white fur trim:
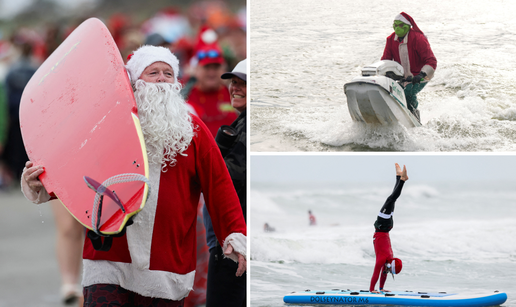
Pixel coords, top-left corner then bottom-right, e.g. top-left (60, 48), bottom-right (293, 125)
top-left (82, 260), bottom-right (195, 300)
top-left (126, 45), bottom-right (180, 84)
top-left (395, 14), bottom-right (411, 26)
top-left (398, 32), bottom-right (411, 79)
top-left (125, 162), bottom-right (161, 269)
top-left (421, 64), bottom-right (435, 80)
top-left (187, 104), bottom-right (198, 116)
top-left (391, 260), bottom-right (397, 274)
top-left (222, 232), bottom-right (247, 263)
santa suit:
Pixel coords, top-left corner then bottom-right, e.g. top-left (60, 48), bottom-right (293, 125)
top-left (81, 115), bottom-right (246, 301)
top-left (381, 30), bottom-right (437, 80)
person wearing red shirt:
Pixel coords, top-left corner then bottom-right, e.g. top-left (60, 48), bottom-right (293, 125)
top-left (186, 46), bottom-right (237, 137)
top-left (381, 12), bottom-right (437, 122)
top-left (369, 163), bottom-right (407, 293)
top-left (308, 210), bottom-right (316, 226)
top-left (21, 45), bottom-right (246, 306)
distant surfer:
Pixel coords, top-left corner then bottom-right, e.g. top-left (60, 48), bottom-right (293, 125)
top-left (381, 12), bottom-right (437, 122)
top-left (308, 210), bottom-right (316, 226)
top-left (370, 163), bottom-right (407, 293)
top-left (264, 223), bottom-right (275, 232)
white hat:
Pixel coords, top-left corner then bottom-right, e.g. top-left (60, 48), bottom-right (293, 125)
top-left (394, 13), bottom-right (412, 26)
top-left (125, 45), bottom-right (180, 84)
top-left (221, 59), bottom-right (246, 81)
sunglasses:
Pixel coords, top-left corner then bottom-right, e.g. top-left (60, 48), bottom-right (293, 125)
top-left (197, 49), bottom-right (221, 60)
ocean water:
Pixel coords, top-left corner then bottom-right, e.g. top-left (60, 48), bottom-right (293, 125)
top-left (250, 181), bottom-right (516, 306)
top-left (250, 0), bottom-right (516, 151)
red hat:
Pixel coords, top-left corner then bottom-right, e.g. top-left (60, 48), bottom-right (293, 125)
top-left (395, 12), bottom-right (423, 35)
top-left (194, 25), bottom-right (224, 66)
top-left (390, 258), bottom-right (403, 274)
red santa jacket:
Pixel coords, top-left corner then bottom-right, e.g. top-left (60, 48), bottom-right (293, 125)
top-left (82, 115), bottom-right (246, 300)
top-left (381, 30), bottom-right (437, 79)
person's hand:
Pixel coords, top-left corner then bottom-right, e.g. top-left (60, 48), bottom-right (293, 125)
top-left (224, 243), bottom-right (246, 277)
top-left (22, 161), bottom-right (45, 193)
top-left (395, 163), bottom-right (408, 181)
top-left (412, 71), bottom-right (427, 84)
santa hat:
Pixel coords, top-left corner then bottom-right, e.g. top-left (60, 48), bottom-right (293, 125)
top-left (390, 258), bottom-right (403, 274)
top-left (125, 45), bottom-right (180, 84)
top-left (395, 12), bottom-right (423, 35)
top-left (194, 25), bottom-right (224, 66)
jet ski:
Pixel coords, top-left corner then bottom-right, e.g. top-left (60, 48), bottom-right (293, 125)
top-left (344, 60), bottom-right (422, 128)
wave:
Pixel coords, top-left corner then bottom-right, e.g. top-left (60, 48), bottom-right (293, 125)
top-left (251, 220), bottom-right (516, 265)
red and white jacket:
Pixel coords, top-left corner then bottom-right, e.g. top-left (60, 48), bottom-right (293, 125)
top-left (23, 115), bottom-right (246, 300)
top-left (381, 30), bottom-right (437, 80)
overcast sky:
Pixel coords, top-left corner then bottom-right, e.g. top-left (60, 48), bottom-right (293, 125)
top-left (0, 0), bottom-right (98, 19)
top-left (251, 154), bottom-right (516, 183)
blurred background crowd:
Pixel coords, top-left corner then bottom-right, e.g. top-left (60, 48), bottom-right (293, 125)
top-left (0, 0), bottom-right (246, 306)
top-left (0, 0), bottom-right (246, 189)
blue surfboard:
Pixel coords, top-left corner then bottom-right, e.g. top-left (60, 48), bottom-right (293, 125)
top-left (284, 289), bottom-right (507, 306)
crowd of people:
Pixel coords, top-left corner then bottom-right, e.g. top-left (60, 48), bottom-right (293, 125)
top-left (2, 2), bottom-right (246, 306)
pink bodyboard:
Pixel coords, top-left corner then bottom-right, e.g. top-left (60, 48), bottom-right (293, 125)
top-left (20, 18), bottom-right (149, 235)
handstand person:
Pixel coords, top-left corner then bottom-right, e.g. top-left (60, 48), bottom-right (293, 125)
top-left (370, 163), bottom-right (408, 294)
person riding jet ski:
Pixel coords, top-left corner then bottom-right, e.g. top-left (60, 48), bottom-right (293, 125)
top-left (381, 12), bottom-right (437, 122)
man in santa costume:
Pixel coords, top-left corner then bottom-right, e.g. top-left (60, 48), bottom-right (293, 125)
top-left (21, 45), bottom-right (246, 306)
top-left (381, 12), bottom-right (437, 122)
top-left (370, 163), bottom-right (407, 293)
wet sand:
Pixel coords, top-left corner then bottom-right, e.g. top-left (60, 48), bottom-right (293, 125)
top-left (0, 189), bottom-right (67, 306)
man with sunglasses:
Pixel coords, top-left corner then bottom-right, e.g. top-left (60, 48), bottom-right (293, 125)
top-left (381, 12), bottom-right (437, 122)
top-left (186, 46), bottom-right (237, 137)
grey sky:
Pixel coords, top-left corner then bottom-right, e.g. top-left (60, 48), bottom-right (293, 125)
top-left (0, 0), bottom-right (97, 19)
top-left (251, 154), bottom-right (516, 183)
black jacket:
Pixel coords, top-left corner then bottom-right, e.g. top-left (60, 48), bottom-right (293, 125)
top-left (222, 109), bottom-right (246, 221)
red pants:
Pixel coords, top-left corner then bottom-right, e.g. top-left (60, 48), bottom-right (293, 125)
top-left (83, 284), bottom-right (184, 307)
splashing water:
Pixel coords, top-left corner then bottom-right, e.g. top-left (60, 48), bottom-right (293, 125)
top-left (251, 0), bottom-right (516, 152)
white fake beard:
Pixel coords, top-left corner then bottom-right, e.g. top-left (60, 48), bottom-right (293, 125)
top-left (134, 80), bottom-right (194, 169)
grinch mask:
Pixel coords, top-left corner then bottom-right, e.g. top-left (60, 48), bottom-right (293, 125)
top-left (393, 20), bottom-right (410, 38)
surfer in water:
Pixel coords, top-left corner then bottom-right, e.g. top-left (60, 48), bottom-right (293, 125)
top-left (308, 210), bottom-right (316, 225)
top-left (370, 163), bottom-right (407, 294)
top-left (381, 12), bottom-right (437, 122)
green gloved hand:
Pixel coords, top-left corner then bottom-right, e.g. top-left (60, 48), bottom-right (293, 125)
top-left (412, 71), bottom-right (427, 84)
